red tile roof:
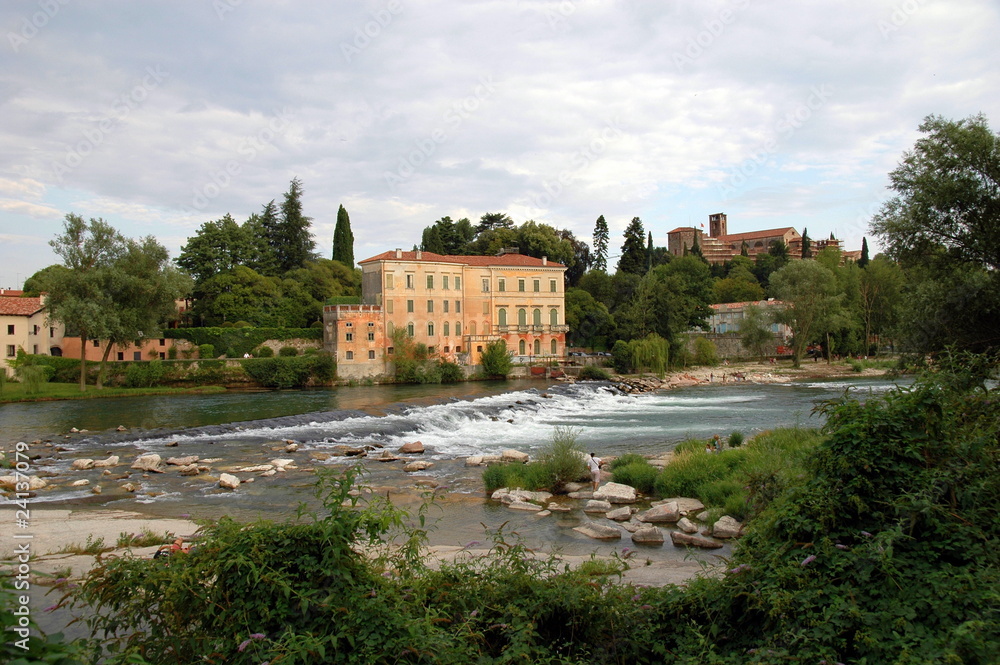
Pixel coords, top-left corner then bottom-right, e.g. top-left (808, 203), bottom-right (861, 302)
top-left (360, 251), bottom-right (565, 268)
top-left (0, 295), bottom-right (44, 317)
top-left (717, 227), bottom-right (798, 242)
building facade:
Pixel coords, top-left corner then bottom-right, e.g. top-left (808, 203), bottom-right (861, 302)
top-left (667, 213), bottom-right (842, 264)
top-left (0, 291), bottom-right (64, 376)
top-left (324, 250), bottom-right (568, 378)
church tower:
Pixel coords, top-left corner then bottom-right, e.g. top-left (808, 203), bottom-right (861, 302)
top-left (708, 212), bottom-right (727, 238)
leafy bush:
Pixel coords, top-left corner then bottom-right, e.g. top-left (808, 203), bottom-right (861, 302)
top-left (167, 327), bottom-right (321, 359)
top-left (198, 343), bottom-right (215, 359)
top-left (610, 453), bottom-right (647, 469)
top-left (241, 355), bottom-right (336, 388)
top-left (578, 365), bottom-right (611, 380)
top-left (539, 426), bottom-right (587, 490)
top-left (15, 363), bottom-right (50, 394)
top-left (672, 438), bottom-right (707, 455)
top-left (439, 360), bottom-right (464, 383)
top-left (611, 461), bottom-right (658, 494)
top-left (2, 574), bottom-right (89, 662)
top-left (254, 345), bottom-right (274, 358)
top-left (727, 430), bottom-right (745, 447)
top-left (693, 336), bottom-right (719, 366)
top-left (123, 359), bottom-right (167, 388)
top-left (278, 346), bottom-right (298, 357)
top-left (479, 338), bottom-right (512, 378)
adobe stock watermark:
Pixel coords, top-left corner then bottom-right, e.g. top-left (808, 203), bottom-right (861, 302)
top-left (51, 66), bottom-right (169, 183)
top-left (383, 76), bottom-right (496, 191)
top-left (213, 0), bottom-right (244, 21)
top-left (7, 0), bottom-right (70, 53)
top-left (672, 0), bottom-right (752, 72)
top-left (717, 84), bottom-right (833, 201)
top-left (185, 106), bottom-right (295, 213)
top-left (878, 0), bottom-right (927, 39)
top-left (525, 117), bottom-right (624, 211)
top-left (341, 0), bottom-right (403, 63)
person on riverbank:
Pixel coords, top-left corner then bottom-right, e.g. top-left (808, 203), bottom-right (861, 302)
top-left (587, 453), bottom-right (602, 491)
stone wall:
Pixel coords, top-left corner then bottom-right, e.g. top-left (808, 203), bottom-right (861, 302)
top-left (687, 332), bottom-right (786, 360)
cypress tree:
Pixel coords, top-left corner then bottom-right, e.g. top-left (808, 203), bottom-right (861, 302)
top-left (592, 215), bottom-right (609, 272)
top-left (618, 217), bottom-right (646, 275)
top-left (801, 227), bottom-right (811, 259)
top-left (332, 204), bottom-right (355, 267)
top-left (859, 237), bottom-right (870, 268)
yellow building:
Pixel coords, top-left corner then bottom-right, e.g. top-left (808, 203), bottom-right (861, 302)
top-left (0, 290), bottom-right (65, 376)
top-left (325, 250), bottom-right (568, 378)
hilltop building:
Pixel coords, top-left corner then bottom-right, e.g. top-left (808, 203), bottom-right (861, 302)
top-left (667, 213), bottom-right (842, 264)
top-left (324, 250), bottom-right (568, 379)
top-left (0, 290), bottom-right (64, 376)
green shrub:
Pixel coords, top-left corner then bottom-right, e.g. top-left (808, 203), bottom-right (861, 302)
top-left (278, 346), bottom-right (298, 357)
top-left (241, 355), bottom-right (335, 388)
top-left (693, 337), bottom-right (719, 366)
top-left (167, 327), bottom-right (321, 359)
top-left (254, 345), bottom-right (274, 358)
top-left (0, 370), bottom-right (5, 394)
top-left (610, 453), bottom-right (647, 469)
top-left (727, 431), bottom-right (745, 447)
top-left (539, 426), bottom-right (587, 490)
top-left (124, 360), bottom-right (167, 388)
top-left (579, 365), bottom-right (611, 380)
top-left (198, 343), bottom-right (215, 359)
top-left (16, 364), bottom-right (50, 394)
top-left (672, 438), bottom-right (707, 455)
top-left (611, 461), bottom-right (658, 494)
top-left (439, 360), bottom-right (464, 383)
top-left (479, 339), bottom-right (512, 378)
top-left (482, 464), bottom-right (509, 493)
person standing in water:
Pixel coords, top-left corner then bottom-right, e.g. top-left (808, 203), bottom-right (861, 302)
top-left (587, 452), bottom-right (602, 491)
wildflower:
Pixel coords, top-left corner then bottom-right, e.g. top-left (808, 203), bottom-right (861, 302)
top-left (800, 555), bottom-right (816, 567)
top-left (860, 531), bottom-right (872, 537)
top-left (43, 604), bottom-right (58, 612)
top-left (632, 593), bottom-right (642, 601)
top-left (835, 544), bottom-right (848, 550)
top-left (470, 609), bottom-right (478, 618)
top-left (238, 640), bottom-right (251, 653)
top-left (640, 604), bottom-right (653, 610)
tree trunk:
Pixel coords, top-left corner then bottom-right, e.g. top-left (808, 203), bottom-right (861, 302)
top-left (78, 332), bottom-right (88, 392)
top-left (826, 332), bottom-right (832, 364)
top-left (96, 342), bottom-right (115, 389)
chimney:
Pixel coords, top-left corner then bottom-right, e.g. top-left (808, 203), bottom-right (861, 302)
top-left (395, 248), bottom-right (402, 259)
top-left (415, 249), bottom-right (422, 260)
top-left (542, 256), bottom-right (547, 266)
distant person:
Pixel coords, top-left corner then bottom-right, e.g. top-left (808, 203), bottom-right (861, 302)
top-left (705, 443), bottom-right (713, 454)
top-left (713, 434), bottom-right (722, 453)
top-left (587, 453), bottom-right (602, 491)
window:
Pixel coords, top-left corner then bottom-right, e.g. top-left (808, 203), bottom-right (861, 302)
top-left (32, 325), bottom-right (39, 335)
top-left (550, 279), bottom-right (557, 293)
top-left (368, 322), bottom-right (374, 327)
top-left (159, 352), bottom-right (165, 360)
top-left (50, 327), bottom-right (55, 338)
top-left (443, 322), bottom-right (450, 337)
top-left (455, 277), bottom-right (461, 290)
top-left (477, 345), bottom-right (483, 352)
top-left (387, 300), bottom-right (394, 313)
top-left (159, 338), bottom-right (165, 346)
top-left (498, 308), bottom-right (507, 326)
top-left (533, 279), bottom-right (540, 292)
top-left (346, 322), bottom-right (353, 327)
top-left (482, 302), bottom-right (489, 314)
top-left (519, 339), bottom-right (526, 355)
top-left (470, 321), bottom-right (477, 335)
top-left (551, 339), bottom-right (557, 354)
top-left (518, 279), bottom-right (525, 292)
top-left (482, 278), bottom-right (489, 292)
top-left (368, 350), bottom-right (376, 359)
top-left (6, 345), bottom-right (15, 357)
top-left (346, 351), bottom-right (354, 360)
top-left (345, 333), bottom-right (354, 341)
top-left (456, 345), bottom-right (462, 352)
top-left (427, 274), bottom-right (434, 289)
top-left (93, 340), bottom-right (100, 347)
top-left (455, 300), bottom-right (461, 313)
top-left (498, 278), bottom-right (505, 292)
top-left (443, 300), bottom-right (449, 313)
top-left (533, 309), bottom-right (542, 326)
top-left (6, 325), bottom-right (13, 335)
top-left (518, 308), bottom-right (527, 326)
top-left (387, 346), bottom-right (394, 355)
top-left (534, 339), bottom-right (541, 355)
top-left (456, 322), bottom-right (462, 336)
top-left (407, 323), bottom-right (415, 337)
top-left (406, 273), bottom-right (414, 288)
top-left (427, 322), bottom-right (435, 336)
top-left (444, 346), bottom-right (450, 353)
top-left (387, 321), bottom-right (395, 335)
top-left (407, 300), bottom-right (414, 313)
top-left (386, 273), bottom-right (394, 289)
top-left (427, 300), bottom-right (434, 313)
top-left (117, 352), bottom-right (124, 361)
top-left (367, 332), bottom-right (375, 341)
top-left (133, 351), bottom-right (141, 361)
top-left (443, 275), bottom-right (450, 290)
top-left (550, 308), bottom-right (559, 326)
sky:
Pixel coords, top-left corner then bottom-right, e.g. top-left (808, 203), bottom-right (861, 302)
top-left (1, 0), bottom-right (998, 288)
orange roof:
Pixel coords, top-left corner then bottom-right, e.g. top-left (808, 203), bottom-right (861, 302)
top-left (0, 295), bottom-right (44, 317)
top-left (360, 251), bottom-right (565, 268)
top-left (668, 226), bottom-right (698, 234)
top-left (718, 227), bottom-right (798, 242)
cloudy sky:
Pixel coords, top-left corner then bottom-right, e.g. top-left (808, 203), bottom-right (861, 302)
top-left (1, 0), bottom-right (998, 286)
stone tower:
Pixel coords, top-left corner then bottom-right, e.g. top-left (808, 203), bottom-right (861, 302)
top-left (709, 213), bottom-right (727, 238)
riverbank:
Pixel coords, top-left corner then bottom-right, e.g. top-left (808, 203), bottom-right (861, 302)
top-left (0, 383), bottom-right (227, 404)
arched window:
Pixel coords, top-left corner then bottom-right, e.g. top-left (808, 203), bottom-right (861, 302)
top-left (470, 321), bottom-right (477, 336)
top-left (387, 321), bottom-right (395, 335)
top-left (455, 321), bottom-right (462, 336)
top-left (519, 339), bottom-right (526, 355)
top-left (533, 339), bottom-right (540, 355)
top-left (551, 339), bottom-right (557, 355)
top-left (518, 308), bottom-right (526, 326)
top-left (550, 309), bottom-right (558, 326)
top-left (532, 309), bottom-right (541, 326)
top-left (498, 308), bottom-right (507, 326)
top-left (443, 322), bottom-right (450, 337)
top-left (427, 322), bottom-right (435, 336)
top-left (407, 322), bottom-right (414, 337)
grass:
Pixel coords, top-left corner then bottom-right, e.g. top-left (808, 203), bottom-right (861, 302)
top-left (116, 529), bottom-right (175, 549)
top-left (0, 381), bottom-right (227, 404)
top-left (482, 427), bottom-right (588, 493)
top-left (54, 535), bottom-right (111, 556)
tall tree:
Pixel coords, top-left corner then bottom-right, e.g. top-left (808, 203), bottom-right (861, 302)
top-left (646, 231), bottom-right (654, 272)
top-left (477, 212), bottom-right (514, 233)
top-left (176, 214), bottom-right (249, 284)
top-left (255, 200), bottom-right (281, 276)
top-left (871, 114), bottom-right (1000, 271)
top-left (859, 237), bottom-right (871, 268)
top-left (769, 260), bottom-right (843, 367)
top-left (275, 178), bottom-right (315, 274)
top-left (592, 215), bottom-right (609, 272)
top-left (801, 228), bottom-right (811, 259)
top-left (618, 217), bottom-right (646, 275)
top-left (332, 204), bottom-right (355, 267)
top-left (739, 304), bottom-right (775, 360)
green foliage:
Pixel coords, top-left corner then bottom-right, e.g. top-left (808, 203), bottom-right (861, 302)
top-left (1, 574), bottom-right (89, 663)
top-left (673, 438), bottom-right (706, 455)
top-left (618, 216), bottom-right (647, 274)
top-left (278, 345), bottom-right (298, 357)
top-left (242, 354), bottom-right (336, 388)
top-left (610, 453), bottom-right (647, 469)
top-left (438, 360), bottom-right (464, 383)
top-left (171, 327), bottom-right (320, 360)
top-left (578, 365), bottom-right (611, 380)
top-left (727, 430), bottom-right (745, 447)
top-left (739, 303), bottom-right (775, 359)
top-left (0, 370), bottom-right (5, 394)
top-left (693, 336), bottom-right (719, 366)
top-left (253, 345), bottom-right (274, 357)
top-left (16, 363), bottom-right (50, 394)
top-left (612, 333), bottom-right (670, 376)
top-left (479, 338), bottom-right (512, 378)
top-left (540, 426), bottom-right (587, 490)
top-left (332, 203), bottom-right (355, 267)
top-left (124, 359), bottom-right (167, 388)
top-left (770, 259), bottom-right (843, 367)
top-left (116, 528), bottom-right (173, 549)
top-left (198, 343), bottom-right (215, 359)
top-left (611, 460), bottom-right (658, 494)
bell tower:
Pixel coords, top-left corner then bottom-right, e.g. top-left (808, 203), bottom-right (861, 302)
top-left (708, 213), bottom-right (727, 237)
